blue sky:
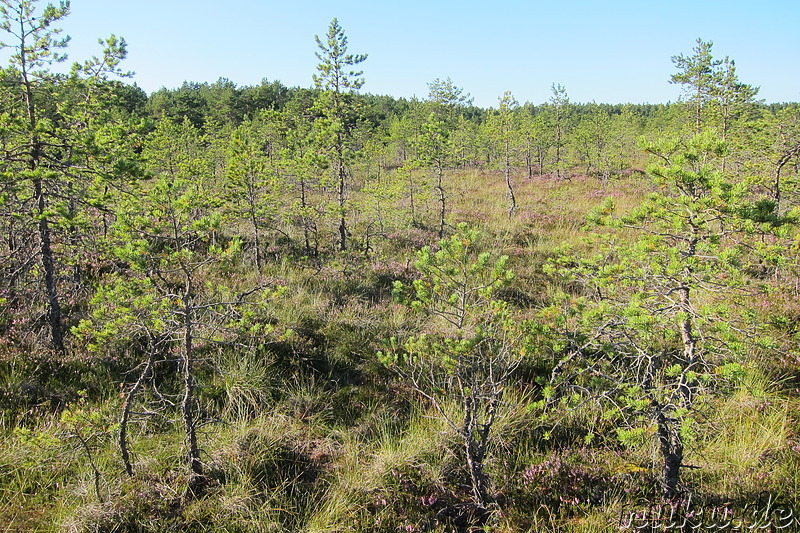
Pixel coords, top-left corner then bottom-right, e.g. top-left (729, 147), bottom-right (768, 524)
top-left (27, 0), bottom-right (800, 107)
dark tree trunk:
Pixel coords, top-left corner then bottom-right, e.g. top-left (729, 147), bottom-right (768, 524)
top-left (656, 409), bottom-right (683, 499)
top-left (35, 177), bottom-right (64, 353)
top-left (22, 43), bottom-right (64, 353)
top-left (462, 395), bottom-right (490, 510)
top-left (120, 351), bottom-right (154, 477)
top-left (337, 150), bottom-right (347, 251)
top-left (436, 162), bottom-right (446, 238)
top-left (505, 139), bottom-right (516, 216)
top-left (181, 291), bottom-right (204, 495)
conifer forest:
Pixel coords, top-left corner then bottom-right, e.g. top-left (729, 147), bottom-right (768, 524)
top-left (1, 2), bottom-right (800, 531)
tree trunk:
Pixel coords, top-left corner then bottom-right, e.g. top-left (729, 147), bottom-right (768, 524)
top-left (181, 292), bottom-right (204, 494)
top-left (656, 408), bottom-right (683, 499)
top-left (464, 436), bottom-right (490, 509)
top-left (525, 151), bottom-right (533, 179)
top-left (677, 235), bottom-right (699, 408)
top-left (337, 150), bottom-right (347, 251)
top-left (299, 176), bottom-right (313, 256)
top-left (537, 148), bottom-right (545, 177)
top-left (23, 59), bottom-right (64, 353)
top-left (677, 285), bottom-right (697, 408)
top-left (249, 206), bottom-right (263, 273)
top-left (436, 163), bottom-right (446, 238)
top-left (462, 396), bottom-right (490, 509)
top-left (407, 171), bottom-right (416, 226)
top-left (35, 177), bottom-right (64, 353)
top-left (120, 351), bottom-right (154, 477)
top-left (505, 139), bottom-right (516, 216)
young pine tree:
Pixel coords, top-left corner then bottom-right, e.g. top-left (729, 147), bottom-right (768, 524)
top-left (311, 17), bottom-right (367, 252)
top-left (382, 225), bottom-right (523, 510)
top-left (547, 132), bottom-right (769, 498)
top-left (0, 0), bottom-right (137, 352)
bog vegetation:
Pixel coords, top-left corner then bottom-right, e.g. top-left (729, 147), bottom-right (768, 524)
top-left (1, 2), bottom-right (799, 531)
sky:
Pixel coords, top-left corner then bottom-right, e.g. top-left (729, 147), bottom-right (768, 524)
top-left (11, 0), bottom-right (800, 108)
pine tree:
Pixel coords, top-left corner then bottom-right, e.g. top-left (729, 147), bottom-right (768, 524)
top-left (548, 132), bottom-right (767, 498)
top-left (548, 83), bottom-right (570, 179)
top-left (382, 225), bottom-right (522, 510)
top-left (427, 77), bottom-right (472, 126)
top-left (225, 114), bottom-right (285, 272)
top-left (416, 113), bottom-right (453, 237)
top-left (671, 39), bottom-right (721, 133)
top-left (311, 18), bottom-right (367, 251)
top-left (0, 0), bottom-right (137, 353)
top-left (485, 91), bottom-right (520, 214)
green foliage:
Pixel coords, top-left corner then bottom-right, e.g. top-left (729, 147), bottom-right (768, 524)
top-left (383, 224), bottom-right (525, 509)
top-left (427, 77), bottom-right (473, 126)
top-left (310, 18), bottom-right (368, 251)
top-left (313, 18), bottom-right (366, 93)
top-left (549, 131), bottom-right (776, 497)
top-left (2, 13), bottom-right (800, 532)
top-left (72, 274), bottom-right (171, 353)
top-left (410, 112), bottom-right (455, 237)
top-left (670, 38), bottom-right (723, 131)
top-left (224, 114), bottom-right (287, 270)
top-left (547, 83), bottom-right (571, 178)
top-left (0, 0), bottom-right (141, 352)
top-left (483, 91), bottom-right (521, 213)
top-left (670, 38), bottom-right (760, 136)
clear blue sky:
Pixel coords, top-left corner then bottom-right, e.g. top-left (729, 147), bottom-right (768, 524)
top-left (33, 0), bottom-right (800, 107)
